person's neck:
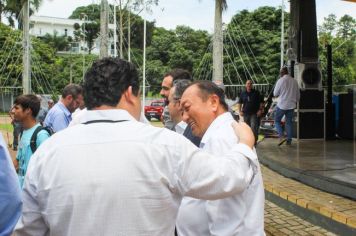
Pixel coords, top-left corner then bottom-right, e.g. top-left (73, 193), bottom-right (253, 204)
top-left (92, 105), bottom-right (116, 110)
top-left (215, 107), bottom-right (227, 119)
top-left (173, 117), bottom-right (183, 126)
top-left (22, 118), bottom-right (37, 130)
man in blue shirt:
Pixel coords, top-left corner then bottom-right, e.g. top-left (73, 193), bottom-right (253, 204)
top-left (44, 84), bottom-right (83, 132)
top-left (0, 133), bottom-right (22, 235)
top-left (11, 94), bottom-right (51, 188)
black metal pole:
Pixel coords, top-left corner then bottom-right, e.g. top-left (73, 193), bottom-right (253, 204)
top-left (326, 44), bottom-right (335, 139)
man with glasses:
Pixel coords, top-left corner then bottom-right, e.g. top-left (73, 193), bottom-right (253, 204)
top-left (44, 84), bottom-right (83, 132)
top-left (160, 69), bottom-right (192, 130)
top-left (168, 79), bottom-right (201, 147)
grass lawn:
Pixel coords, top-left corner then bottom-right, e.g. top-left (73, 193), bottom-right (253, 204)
top-left (0, 123), bottom-right (13, 132)
top-left (150, 120), bottom-right (164, 128)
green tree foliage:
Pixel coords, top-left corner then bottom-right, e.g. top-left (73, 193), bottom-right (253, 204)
top-left (319, 14), bottom-right (356, 87)
top-left (4, 0), bottom-right (42, 28)
top-left (70, 4), bottom-right (155, 50)
top-left (145, 25), bottom-right (210, 93)
top-left (0, 23), bottom-right (57, 95)
top-left (40, 31), bottom-right (71, 52)
top-left (224, 7), bottom-right (287, 86)
top-left (1, 4), bottom-right (355, 97)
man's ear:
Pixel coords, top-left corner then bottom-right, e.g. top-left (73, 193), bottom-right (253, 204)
top-left (66, 94), bottom-right (73, 102)
top-left (24, 108), bottom-right (32, 116)
top-left (123, 86), bottom-right (134, 104)
top-left (209, 94), bottom-right (219, 112)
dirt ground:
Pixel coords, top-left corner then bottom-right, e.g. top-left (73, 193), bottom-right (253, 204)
top-left (1, 115), bottom-right (17, 161)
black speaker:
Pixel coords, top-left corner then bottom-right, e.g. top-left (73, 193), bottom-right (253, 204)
top-left (298, 112), bottom-right (324, 139)
top-left (337, 93), bottom-right (353, 139)
top-left (299, 90), bottom-right (324, 109)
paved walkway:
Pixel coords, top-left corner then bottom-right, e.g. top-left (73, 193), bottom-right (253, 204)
top-left (262, 164), bottom-right (356, 223)
top-left (264, 200), bottom-right (336, 236)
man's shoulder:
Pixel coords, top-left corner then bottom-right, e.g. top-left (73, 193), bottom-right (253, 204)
top-left (203, 115), bottom-right (236, 145)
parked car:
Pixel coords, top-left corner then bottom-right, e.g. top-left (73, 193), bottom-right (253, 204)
top-left (144, 99), bottom-right (165, 121)
top-left (259, 102), bottom-right (285, 137)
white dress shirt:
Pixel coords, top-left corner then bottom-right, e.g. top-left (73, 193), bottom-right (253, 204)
top-left (15, 109), bottom-right (258, 236)
top-left (177, 112), bottom-right (265, 236)
top-left (68, 108), bottom-right (87, 127)
top-left (273, 74), bottom-right (300, 110)
top-left (175, 121), bottom-right (188, 135)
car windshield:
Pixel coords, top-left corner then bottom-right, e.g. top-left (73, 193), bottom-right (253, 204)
top-left (151, 102), bottom-right (164, 107)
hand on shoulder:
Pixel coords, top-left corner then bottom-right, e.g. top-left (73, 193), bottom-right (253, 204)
top-left (231, 121), bottom-right (255, 148)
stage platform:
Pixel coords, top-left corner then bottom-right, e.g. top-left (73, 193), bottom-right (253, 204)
top-left (257, 138), bottom-right (356, 200)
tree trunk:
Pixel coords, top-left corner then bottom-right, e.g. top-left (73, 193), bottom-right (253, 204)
top-left (213, 0), bottom-right (223, 83)
top-left (22, 0), bottom-right (31, 94)
top-left (100, 0), bottom-right (109, 58)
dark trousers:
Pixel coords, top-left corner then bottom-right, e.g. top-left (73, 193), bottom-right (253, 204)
top-left (243, 113), bottom-right (259, 143)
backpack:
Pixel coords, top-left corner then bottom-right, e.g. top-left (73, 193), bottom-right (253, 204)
top-left (20, 126), bottom-right (53, 153)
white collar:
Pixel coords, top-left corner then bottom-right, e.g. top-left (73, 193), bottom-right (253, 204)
top-left (81, 109), bottom-right (137, 124)
top-left (175, 121), bottom-right (188, 134)
top-left (200, 112), bottom-right (234, 146)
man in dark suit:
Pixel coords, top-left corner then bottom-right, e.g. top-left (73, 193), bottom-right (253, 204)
top-left (167, 79), bottom-right (201, 147)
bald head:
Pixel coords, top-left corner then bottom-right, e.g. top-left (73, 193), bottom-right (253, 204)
top-left (280, 67), bottom-right (289, 77)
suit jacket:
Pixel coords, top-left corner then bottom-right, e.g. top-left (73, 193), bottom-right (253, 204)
top-left (183, 125), bottom-right (201, 147)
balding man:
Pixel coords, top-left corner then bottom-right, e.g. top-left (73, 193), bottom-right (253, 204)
top-left (177, 81), bottom-right (265, 236)
top-left (237, 80), bottom-right (264, 143)
top-left (273, 67), bottom-right (300, 145)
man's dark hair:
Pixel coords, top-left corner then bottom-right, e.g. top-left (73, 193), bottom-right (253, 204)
top-left (14, 94), bottom-right (40, 118)
top-left (62, 84), bottom-right (83, 99)
top-left (83, 57), bottom-right (140, 110)
top-left (173, 79), bottom-right (192, 101)
top-left (164, 68), bottom-right (192, 82)
top-left (189, 80), bottom-right (229, 111)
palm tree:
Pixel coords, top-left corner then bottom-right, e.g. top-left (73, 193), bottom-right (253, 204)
top-left (5, 0), bottom-right (42, 28)
top-left (212, 0), bottom-right (227, 82)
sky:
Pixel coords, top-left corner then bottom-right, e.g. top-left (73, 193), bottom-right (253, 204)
top-left (36, 0), bottom-right (356, 32)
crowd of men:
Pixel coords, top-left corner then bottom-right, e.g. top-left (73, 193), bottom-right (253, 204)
top-left (0, 57), bottom-right (300, 236)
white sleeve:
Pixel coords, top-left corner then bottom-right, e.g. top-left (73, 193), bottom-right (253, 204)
top-left (14, 153), bottom-right (49, 236)
top-left (174, 138), bottom-right (257, 200)
top-left (273, 79), bottom-right (281, 97)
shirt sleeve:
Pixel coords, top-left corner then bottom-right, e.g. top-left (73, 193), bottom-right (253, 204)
top-left (14, 152), bottom-right (49, 236)
top-left (174, 138), bottom-right (257, 200)
top-left (36, 130), bottom-right (51, 148)
top-left (237, 92), bottom-right (243, 104)
top-left (0, 136), bottom-right (22, 236)
top-left (51, 113), bottom-right (69, 132)
top-left (273, 79), bottom-right (281, 97)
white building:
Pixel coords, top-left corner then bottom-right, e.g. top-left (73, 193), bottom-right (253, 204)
top-left (30, 15), bottom-right (115, 55)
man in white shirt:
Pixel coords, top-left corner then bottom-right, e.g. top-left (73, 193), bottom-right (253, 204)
top-left (15, 58), bottom-right (258, 236)
top-left (177, 81), bottom-right (265, 236)
top-left (273, 67), bottom-right (300, 145)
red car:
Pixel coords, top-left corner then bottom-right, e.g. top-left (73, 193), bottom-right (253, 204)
top-left (144, 99), bottom-right (165, 121)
